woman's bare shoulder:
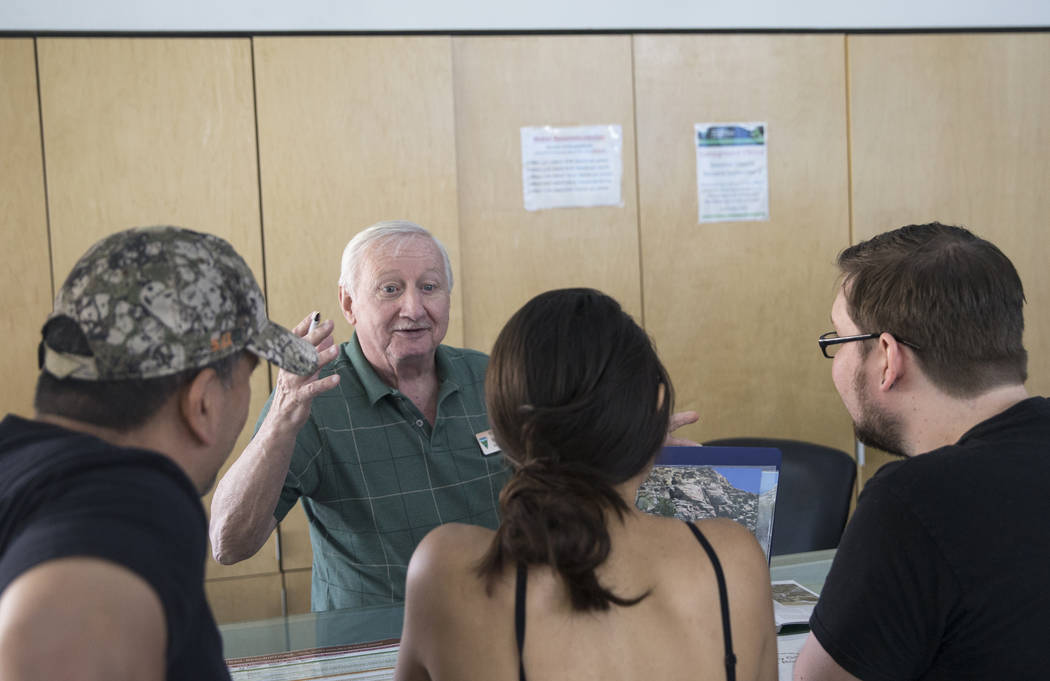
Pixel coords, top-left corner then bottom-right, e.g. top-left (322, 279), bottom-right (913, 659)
top-left (418, 521), bottom-right (495, 549)
top-left (689, 516), bottom-right (754, 538)
top-left (398, 527), bottom-right (509, 680)
top-left (688, 518), bottom-right (769, 573)
top-left (631, 513), bottom-right (756, 553)
top-left (408, 523), bottom-right (495, 580)
top-left (632, 515), bottom-right (770, 593)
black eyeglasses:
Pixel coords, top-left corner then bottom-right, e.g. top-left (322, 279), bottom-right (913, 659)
top-left (818, 331), bottom-right (921, 359)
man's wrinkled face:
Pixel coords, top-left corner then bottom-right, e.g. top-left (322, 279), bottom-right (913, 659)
top-left (344, 236), bottom-right (450, 373)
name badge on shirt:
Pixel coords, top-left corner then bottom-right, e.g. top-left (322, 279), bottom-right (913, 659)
top-left (476, 429), bottom-right (502, 456)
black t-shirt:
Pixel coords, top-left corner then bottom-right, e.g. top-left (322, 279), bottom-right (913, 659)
top-left (810, 396), bottom-right (1050, 681)
top-left (0, 415), bottom-right (230, 680)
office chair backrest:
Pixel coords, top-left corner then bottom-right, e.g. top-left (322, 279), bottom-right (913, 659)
top-left (703, 437), bottom-right (857, 556)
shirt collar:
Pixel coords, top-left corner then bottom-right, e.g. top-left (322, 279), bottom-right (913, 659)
top-left (346, 331), bottom-right (460, 406)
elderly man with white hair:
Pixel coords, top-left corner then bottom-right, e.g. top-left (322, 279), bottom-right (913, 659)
top-left (210, 220), bottom-right (505, 611)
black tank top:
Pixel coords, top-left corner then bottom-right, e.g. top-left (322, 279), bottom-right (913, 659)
top-left (514, 521), bottom-right (738, 681)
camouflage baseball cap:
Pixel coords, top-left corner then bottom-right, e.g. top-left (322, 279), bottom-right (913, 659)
top-left (40, 225), bottom-right (318, 380)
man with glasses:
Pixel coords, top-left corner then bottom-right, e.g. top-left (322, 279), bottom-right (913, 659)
top-left (794, 223), bottom-right (1049, 681)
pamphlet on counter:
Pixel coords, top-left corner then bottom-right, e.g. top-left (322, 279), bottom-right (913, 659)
top-left (771, 580), bottom-right (819, 632)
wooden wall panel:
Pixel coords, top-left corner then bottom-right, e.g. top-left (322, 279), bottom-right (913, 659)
top-left (253, 36), bottom-right (463, 347)
top-left (22, 30), bottom-right (1045, 627)
top-left (453, 35), bottom-right (641, 352)
top-left (205, 573), bottom-right (285, 624)
top-left (37, 39), bottom-right (262, 281)
top-left (0, 39), bottom-right (52, 419)
top-left (283, 568), bottom-right (312, 616)
top-left (278, 502), bottom-right (314, 572)
top-left (634, 35), bottom-right (855, 452)
top-left (849, 32), bottom-right (1050, 480)
top-left (35, 37), bottom-right (279, 612)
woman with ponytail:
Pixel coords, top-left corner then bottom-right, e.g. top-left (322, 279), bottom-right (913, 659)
top-left (394, 288), bottom-right (777, 681)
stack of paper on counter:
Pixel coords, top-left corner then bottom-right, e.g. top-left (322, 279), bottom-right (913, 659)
top-left (226, 640), bottom-right (399, 681)
top-left (776, 632), bottom-right (808, 681)
top-left (771, 580), bottom-right (819, 632)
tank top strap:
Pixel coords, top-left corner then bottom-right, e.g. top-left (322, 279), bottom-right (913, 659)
top-left (515, 562), bottom-right (528, 681)
top-left (686, 521), bottom-right (738, 681)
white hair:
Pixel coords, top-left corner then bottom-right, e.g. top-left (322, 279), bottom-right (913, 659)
top-left (338, 220), bottom-right (453, 296)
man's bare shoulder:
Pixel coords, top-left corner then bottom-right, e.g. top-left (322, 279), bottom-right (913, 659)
top-left (0, 557), bottom-right (166, 681)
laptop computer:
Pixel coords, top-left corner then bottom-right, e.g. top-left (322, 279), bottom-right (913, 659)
top-left (635, 445), bottom-right (782, 560)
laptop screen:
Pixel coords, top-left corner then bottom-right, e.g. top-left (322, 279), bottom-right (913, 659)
top-left (635, 445), bottom-right (782, 560)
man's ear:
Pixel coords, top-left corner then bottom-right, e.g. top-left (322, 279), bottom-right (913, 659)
top-left (338, 285), bottom-right (356, 326)
top-left (878, 333), bottom-right (906, 392)
top-left (179, 368), bottom-right (222, 447)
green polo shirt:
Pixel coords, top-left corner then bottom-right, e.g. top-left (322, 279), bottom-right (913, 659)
top-left (262, 333), bottom-right (507, 610)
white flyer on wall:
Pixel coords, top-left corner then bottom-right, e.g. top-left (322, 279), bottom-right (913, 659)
top-left (695, 122), bottom-right (769, 223)
top-left (521, 124), bottom-right (623, 211)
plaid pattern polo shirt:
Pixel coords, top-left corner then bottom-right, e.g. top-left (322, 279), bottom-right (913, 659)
top-left (264, 333), bottom-right (508, 610)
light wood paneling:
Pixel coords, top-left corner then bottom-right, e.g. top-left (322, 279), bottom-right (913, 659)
top-left (25, 30), bottom-right (1042, 624)
top-left (205, 573), bottom-right (284, 624)
top-left (453, 35), bottom-right (642, 352)
top-left (37, 38), bottom-right (261, 282)
top-left (849, 32), bottom-right (1050, 481)
top-left (0, 39), bottom-right (52, 419)
top-left (277, 501), bottom-right (314, 571)
top-left (634, 34), bottom-right (855, 451)
top-left (253, 36), bottom-right (463, 347)
top-left (204, 535), bottom-right (279, 581)
top-left (36, 38), bottom-right (278, 585)
top-left (283, 568), bottom-right (313, 615)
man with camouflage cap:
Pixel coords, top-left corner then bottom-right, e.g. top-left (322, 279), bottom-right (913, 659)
top-left (0, 226), bottom-right (317, 680)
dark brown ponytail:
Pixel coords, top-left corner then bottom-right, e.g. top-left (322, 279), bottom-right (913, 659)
top-left (477, 288), bottom-right (672, 611)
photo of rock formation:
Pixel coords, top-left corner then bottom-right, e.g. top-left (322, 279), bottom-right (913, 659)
top-left (636, 464), bottom-right (777, 557)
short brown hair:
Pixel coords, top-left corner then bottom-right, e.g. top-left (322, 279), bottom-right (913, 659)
top-left (839, 222), bottom-right (1026, 396)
